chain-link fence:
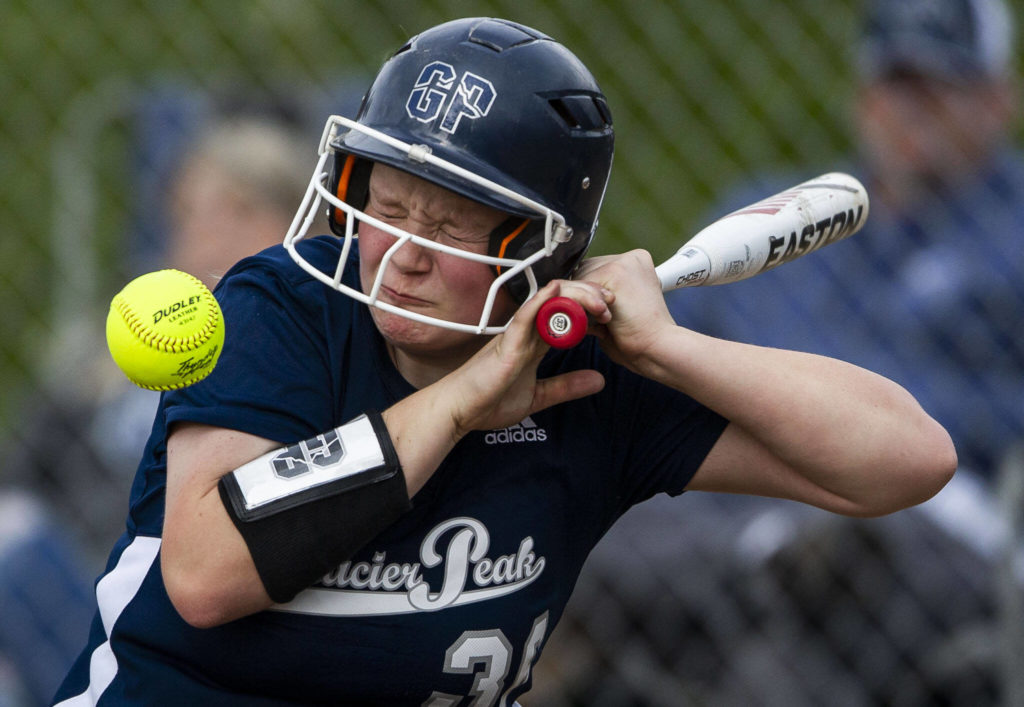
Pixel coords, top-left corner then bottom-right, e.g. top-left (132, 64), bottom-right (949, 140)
top-left (1, 1), bottom-right (1022, 705)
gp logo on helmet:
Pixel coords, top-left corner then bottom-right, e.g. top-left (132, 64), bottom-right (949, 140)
top-left (405, 61), bottom-right (497, 134)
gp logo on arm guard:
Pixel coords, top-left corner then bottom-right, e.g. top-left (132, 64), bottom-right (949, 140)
top-left (406, 61), bottom-right (497, 134)
top-left (272, 430), bottom-right (345, 480)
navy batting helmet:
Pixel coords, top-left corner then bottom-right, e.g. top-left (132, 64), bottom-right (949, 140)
top-left (285, 17), bottom-right (615, 333)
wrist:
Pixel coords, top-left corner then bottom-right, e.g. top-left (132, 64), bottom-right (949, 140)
top-left (630, 324), bottom-right (698, 383)
top-left (382, 385), bottom-right (463, 496)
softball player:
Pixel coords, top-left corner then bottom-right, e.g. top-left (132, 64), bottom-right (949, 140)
top-left (53, 17), bottom-right (955, 706)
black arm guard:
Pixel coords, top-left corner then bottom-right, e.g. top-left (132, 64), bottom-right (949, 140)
top-left (218, 411), bottom-right (410, 603)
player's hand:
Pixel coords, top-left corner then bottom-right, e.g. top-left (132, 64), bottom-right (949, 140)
top-left (567, 249), bottom-right (678, 370)
top-left (442, 281), bottom-right (606, 437)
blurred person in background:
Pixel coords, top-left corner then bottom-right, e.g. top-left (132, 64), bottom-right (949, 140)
top-left (532, 0), bottom-right (1024, 704)
top-left (167, 116), bottom-right (319, 292)
top-left (0, 107), bottom-right (315, 707)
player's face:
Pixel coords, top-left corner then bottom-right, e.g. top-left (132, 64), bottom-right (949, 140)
top-left (358, 164), bottom-right (518, 356)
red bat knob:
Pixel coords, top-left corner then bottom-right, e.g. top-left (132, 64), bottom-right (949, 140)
top-left (535, 296), bottom-right (588, 349)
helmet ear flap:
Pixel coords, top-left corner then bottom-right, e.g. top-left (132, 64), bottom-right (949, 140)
top-left (488, 217), bottom-right (547, 303)
top-left (327, 153), bottom-right (373, 238)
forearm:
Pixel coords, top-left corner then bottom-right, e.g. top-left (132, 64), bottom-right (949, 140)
top-left (165, 414), bottom-right (417, 625)
top-left (160, 382), bottom-right (497, 628)
top-left (381, 385), bottom-right (461, 497)
top-left (640, 326), bottom-right (957, 513)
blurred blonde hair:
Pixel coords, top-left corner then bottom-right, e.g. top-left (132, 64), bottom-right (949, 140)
top-left (179, 117), bottom-right (311, 217)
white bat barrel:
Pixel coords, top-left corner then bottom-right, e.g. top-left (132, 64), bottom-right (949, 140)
top-left (656, 172), bottom-right (869, 291)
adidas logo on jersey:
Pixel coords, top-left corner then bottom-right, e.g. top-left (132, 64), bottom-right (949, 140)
top-left (484, 416), bottom-right (548, 445)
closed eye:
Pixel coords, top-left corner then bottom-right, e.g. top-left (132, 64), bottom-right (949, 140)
top-left (437, 228), bottom-right (490, 253)
top-left (371, 203), bottom-right (403, 218)
top-left (365, 204), bottom-right (407, 225)
top-left (440, 228), bottom-right (487, 244)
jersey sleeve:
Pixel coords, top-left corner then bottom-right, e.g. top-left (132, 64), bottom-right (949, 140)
top-left (163, 241), bottom-right (343, 444)
top-left (611, 366), bottom-right (729, 508)
top-left (547, 342), bottom-right (729, 525)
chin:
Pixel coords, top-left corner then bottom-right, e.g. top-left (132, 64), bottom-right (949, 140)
top-left (371, 307), bottom-right (481, 354)
top-left (371, 307), bottom-right (430, 343)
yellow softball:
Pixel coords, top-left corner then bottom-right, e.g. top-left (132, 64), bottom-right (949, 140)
top-left (106, 269), bottom-right (225, 391)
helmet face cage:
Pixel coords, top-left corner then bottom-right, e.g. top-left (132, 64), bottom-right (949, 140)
top-left (283, 18), bottom-right (614, 335)
top-left (284, 115), bottom-right (568, 334)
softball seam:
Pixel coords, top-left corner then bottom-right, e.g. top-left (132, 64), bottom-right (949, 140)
top-left (112, 272), bottom-right (222, 354)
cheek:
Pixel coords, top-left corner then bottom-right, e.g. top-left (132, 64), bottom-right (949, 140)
top-left (446, 253), bottom-right (491, 285)
top-left (437, 254), bottom-right (517, 323)
top-left (436, 252), bottom-right (494, 298)
top-left (358, 226), bottom-right (390, 286)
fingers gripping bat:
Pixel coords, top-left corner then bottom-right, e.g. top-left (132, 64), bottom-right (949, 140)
top-left (535, 172), bottom-right (870, 348)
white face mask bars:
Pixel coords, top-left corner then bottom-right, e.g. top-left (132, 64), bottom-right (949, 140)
top-left (284, 115), bottom-right (571, 335)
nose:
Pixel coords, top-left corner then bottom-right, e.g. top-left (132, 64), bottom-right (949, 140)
top-left (385, 231), bottom-right (435, 274)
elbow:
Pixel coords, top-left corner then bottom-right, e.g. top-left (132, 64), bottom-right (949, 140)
top-left (159, 507), bottom-right (273, 627)
top-left (904, 417), bottom-right (958, 508)
top-left (163, 566), bottom-right (236, 629)
top-left (924, 425), bottom-right (959, 497)
top-left (159, 541), bottom-right (264, 627)
top-left (855, 420), bottom-right (958, 518)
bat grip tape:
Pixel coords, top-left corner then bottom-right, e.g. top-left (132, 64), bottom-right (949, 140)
top-left (218, 411), bottom-right (410, 603)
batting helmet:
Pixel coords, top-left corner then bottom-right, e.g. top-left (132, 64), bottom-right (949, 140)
top-left (286, 17), bottom-right (615, 334)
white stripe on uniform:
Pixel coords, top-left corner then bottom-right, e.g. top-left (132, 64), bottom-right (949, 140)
top-left (55, 536), bottom-right (161, 706)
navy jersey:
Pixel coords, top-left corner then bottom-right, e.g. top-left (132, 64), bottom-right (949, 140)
top-left (54, 237), bottom-right (727, 706)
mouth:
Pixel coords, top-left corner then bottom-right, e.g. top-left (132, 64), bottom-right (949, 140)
top-left (379, 285), bottom-right (430, 307)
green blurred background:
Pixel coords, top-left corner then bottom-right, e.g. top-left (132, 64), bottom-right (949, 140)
top-left (0, 0), bottom-right (877, 431)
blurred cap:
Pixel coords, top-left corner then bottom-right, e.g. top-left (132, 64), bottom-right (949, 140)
top-left (859, 0), bottom-right (1016, 82)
